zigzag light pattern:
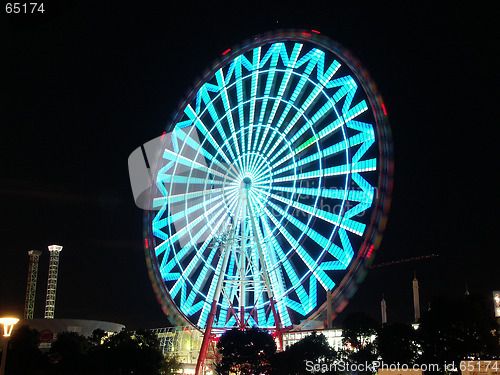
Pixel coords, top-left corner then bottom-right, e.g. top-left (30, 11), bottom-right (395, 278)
top-left (149, 40), bottom-right (380, 330)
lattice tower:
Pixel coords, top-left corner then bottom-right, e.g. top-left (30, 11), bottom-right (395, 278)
top-left (24, 250), bottom-right (42, 319)
top-left (44, 245), bottom-right (63, 319)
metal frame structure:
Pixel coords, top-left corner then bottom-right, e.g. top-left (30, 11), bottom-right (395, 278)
top-left (44, 245), bottom-right (63, 319)
top-left (144, 29), bottom-right (392, 374)
top-left (24, 250), bottom-right (42, 319)
top-left (152, 326), bottom-right (206, 365)
top-left (152, 325), bottom-right (346, 373)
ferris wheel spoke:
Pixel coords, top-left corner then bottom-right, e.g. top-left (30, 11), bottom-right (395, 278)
top-left (247, 191), bottom-right (269, 215)
top-left (246, 48), bottom-right (261, 169)
top-left (210, 159), bottom-right (242, 183)
top-left (252, 66), bottom-right (280, 156)
top-left (271, 159), bottom-right (377, 184)
top-left (260, 100), bottom-right (299, 157)
top-left (254, 44), bottom-right (303, 156)
top-left (222, 189), bottom-right (240, 210)
top-left (214, 69), bottom-right (243, 163)
top-left (252, 181), bottom-right (270, 195)
top-left (271, 185), bottom-right (348, 201)
top-left (253, 176), bottom-right (272, 188)
top-left (261, 49), bottom-right (330, 157)
top-left (266, 199), bottom-right (333, 252)
top-left (162, 192), bottom-right (223, 230)
top-left (271, 129), bottom-right (374, 179)
top-left (273, 136), bottom-right (346, 173)
top-left (289, 95), bottom-right (338, 145)
top-left (266, 90), bottom-right (328, 161)
top-left (259, 214), bottom-right (288, 292)
top-left (184, 104), bottom-right (234, 166)
top-left (196, 251), bottom-right (226, 327)
top-left (269, 103), bottom-right (334, 166)
top-left (165, 196), bottom-right (226, 247)
top-left (265, 195), bottom-right (354, 270)
top-left (249, 159), bottom-right (269, 181)
top-left (271, 168), bottom-right (322, 183)
top-left (249, 208), bottom-right (292, 326)
top-left (199, 211), bottom-right (247, 328)
top-left (234, 57), bottom-right (248, 159)
top-left (162, 149), bottom-right (226, 181)
top-left (169, 206), bottom-right (234, 301)
top-left (207, 118), bottom-right (240, 167)
top-left (261, 208), bottom-right (328, 318)
top-left (171, 126), bottom-right (237, 178)
top-left (183, 244), bottom-right (222, 315)
top-left (156, 173), bottom-right (213, 187)
top-left (263, 206), bottom-right (335, 291)
top-left (267, 73), bottom-right (341, 163)
top-left (252, 45), bottom-right (285, 153)
top-left (153, 189), bottom-right (217, 208)
top-left (194, 86), bottom-right (241, 165)
top-left (216, 253), bottom-right (238, 327)
top-left (163, 227), bottom-right (215, 287)
top-left (268, 190), bottom-right (365, 236)
top-left (274, 137), bottom-right (352, 175)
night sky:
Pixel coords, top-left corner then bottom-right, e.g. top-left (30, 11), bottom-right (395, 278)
top-left (1, 1), bottom-right (498, 330)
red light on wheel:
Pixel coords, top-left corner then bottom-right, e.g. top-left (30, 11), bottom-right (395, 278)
top-left (381, 103), bottom-right (387, 116)
top-left (222, 48), bottom-right (231, 56)
top-left (366, 245), bottom-right (374, 258)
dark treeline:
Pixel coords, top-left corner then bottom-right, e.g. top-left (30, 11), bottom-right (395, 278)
top-left (2, 293), bottom-right (498, 375)
top-left (3, 327), bottom-right (179, 375)
top-left (215, 293), bottom-right (499, 374)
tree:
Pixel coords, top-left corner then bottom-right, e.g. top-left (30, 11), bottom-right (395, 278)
top-left (376, 322), bottom-right (418, 365)
top-left (90, 329), bottom-right (178, 375)
top-left (341, 312), bottom-right (380, 349)
top-left (215, 328), bottom-right (276, 375)
top-left (340, 312), bottom-right (379, 372)
top-left (88, 328), bottom-right (106, 346)
top-left (272, 332), bottom-right (336, 375)
top-left (50, 331), bottom-right (91, 374)
top-left (417, 293), bottom-right (500, 371)
top-left (5, 325), bottom-right (47, 375)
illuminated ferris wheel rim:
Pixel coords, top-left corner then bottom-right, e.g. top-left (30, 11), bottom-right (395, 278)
top-left (145, 29), bottom-right (393, 331)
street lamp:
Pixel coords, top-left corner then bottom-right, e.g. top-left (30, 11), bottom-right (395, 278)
top-left (0, 317), bottom-right (19, 375)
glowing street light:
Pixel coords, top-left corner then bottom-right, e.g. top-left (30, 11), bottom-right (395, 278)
top-left (0, 317), bottom-right (19, 375)
top-left (0, 318), bottom-right (19, 337)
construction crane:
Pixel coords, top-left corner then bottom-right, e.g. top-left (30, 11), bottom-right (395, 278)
top-left (370, 254), bottom-right (439, 269)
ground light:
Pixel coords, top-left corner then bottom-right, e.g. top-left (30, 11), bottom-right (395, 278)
top-left (0, 317), bottom-right (19, 375)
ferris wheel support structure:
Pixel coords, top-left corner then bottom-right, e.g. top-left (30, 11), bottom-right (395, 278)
top-left (195, 180), bottom-right (283, 374)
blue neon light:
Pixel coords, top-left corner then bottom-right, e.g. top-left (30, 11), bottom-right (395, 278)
top-left (147, 36), bottom-right (387, 331)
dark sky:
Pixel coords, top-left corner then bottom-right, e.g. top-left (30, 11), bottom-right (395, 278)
top-left (1, 1), bottom-right (498, 330)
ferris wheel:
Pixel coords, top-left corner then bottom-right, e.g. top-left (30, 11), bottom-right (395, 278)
top-left (145, 29), bottom-right (392, 346)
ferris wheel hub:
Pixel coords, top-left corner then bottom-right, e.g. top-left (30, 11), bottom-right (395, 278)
top-left (242, 176), bottom-right (252, 188)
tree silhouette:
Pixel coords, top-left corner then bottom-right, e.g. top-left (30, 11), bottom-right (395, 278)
top-left (417, 293), bottom-right (500, 372)
top-left (5, 325), bottom-right (47, 375)
top-left (376, 322), bottom-right (418, 365)
top-left (44, 328), bottom-right (179, 375)
top-left (272, 332), bottom-right (335, 375)
top-left (340, 312), bottom-right (379, 373)
top-left (215, 328), bottom-right (276, 375)
top-left (90, 329), bottom-right (175, 375)
top-left (50, 331), bottom-right (91, 374)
